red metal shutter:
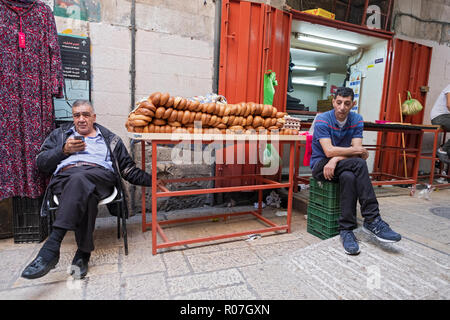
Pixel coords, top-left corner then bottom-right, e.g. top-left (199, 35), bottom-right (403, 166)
top-left (375, 38), bottom-right (432, 178)
top-left (216, 0), bottom-right (291, 188)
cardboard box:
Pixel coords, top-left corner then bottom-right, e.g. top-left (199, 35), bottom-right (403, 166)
top-left (302, 8), bottom-right (335, 20)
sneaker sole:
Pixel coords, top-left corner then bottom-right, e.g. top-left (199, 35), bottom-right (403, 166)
top-left (362, 227), bottom-right (401, 243)
top-left (343, 248), bottom-right (360, 255)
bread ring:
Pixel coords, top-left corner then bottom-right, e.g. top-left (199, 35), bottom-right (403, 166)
top-left (160, 93), bottom-right (170, 106)
top-left (207, 103), bottom-right (216, 114)
top-left (271, 107), bottom-right (277, 118)
top-left (155, 107), bottom-right (165, 119)
top-left (241, 118), bottom-right (247, 127)
top-left (154, 125), bottom-right (160, 133)
top-left (223, 105), bottom-right (231, 116)
top-left (178, 99), bottom-right (187, 110)
top-left (163, 108), bottom-right (173, 120)
top-left (261, 105), bottom-right (271, 117)
top-left (201, 113), bottom-right (208, 125)
top-left (140, 101), bottom-right (157, 112)
top-left (208, 115), bottom-right (217, 126)
top-left (186, 100), bottom-right (192, 111)
top-left (191, 100), bottom-right (201, 112)
top-left (218, 104), bottom-right (225, 117)
top-left (253, 116), bottom-right (263, 128)
top-left (165, 96), bottom-right (174, 108)
top-left (148, 124), bottom-right (155, 133)
top-left (230, 104), bottom-right (237, 115)
top-left (228, 115), bottom-right (236, 126)
top-left (217, 123), bottom-right (227, 129)
top-left (164, 125), bottom-right (172, 133)
top-left (205, 114), bottom-right (212, 126)
top-left (235, 104), bottom-right (242, 116)
top-left (149, 92), bottom-right (161, 105)
top-left (263, 117), bottom-right (271, 128)
top-left (177, 110), bottom-right (184, 122)
top-left (143, 125), bottom-right (149, 133)
top-left (182, 110), bottom-right (191, 124)
top-left (255, 104), bottom-right (262, 115)
top-left (152, 119), bottom-right (167, 126)
top-left (133, 114), bottom-right (152, 122)
top-left (222, 116), bottom-right (229, 125)
top-left (243, 103), bottom-right (251, 117)
top-left (270, 118), bottom-right (277, 126)
top-left (134, 126), bottom-right (144, 133)
top-left (189, 111), bottom-right (196, 123)
top-left (276, 112), bottom-right (285, 118)
top-left (194, 112), bottom-right (203, 122)
top-left (246, 115), bottom-right (253, 126)
top-left (131, 119), bottom-right (148, 127)
top-left (135, 107), bottom-right (155, 117)
top-left (229, 125), bottom-right (244, 132)
top-left (168, 109), bottom-right (178, 122)
top-left (168, 121), bottom-right (181, 127)
top-left (173, 96), bottom-right (182, 109)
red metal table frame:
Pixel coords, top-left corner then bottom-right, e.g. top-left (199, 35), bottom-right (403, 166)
top-left (128, 132), bottom-right (303, 255)
top-left (418, 126), bottom-right (450, 188)
top-left (294, 122), bottom-right (425, 195)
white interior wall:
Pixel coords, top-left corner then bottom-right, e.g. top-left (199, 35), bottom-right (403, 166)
top-left (290, 84), bottom-right (324, 111)
top-left (349, 40), bottom-right (388, 172)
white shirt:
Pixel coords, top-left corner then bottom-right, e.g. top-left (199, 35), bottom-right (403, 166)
top-left (430, 84), bottom-right (450, 121)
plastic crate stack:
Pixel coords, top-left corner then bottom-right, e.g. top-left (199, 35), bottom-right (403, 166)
top-left (307, 177), bottom-right (340, 240)
top-left (12, 196), bottom-right (48, 243)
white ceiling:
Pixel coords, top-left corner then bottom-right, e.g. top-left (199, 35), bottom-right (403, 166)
top-left (290, 20), bottom-right (387, 83)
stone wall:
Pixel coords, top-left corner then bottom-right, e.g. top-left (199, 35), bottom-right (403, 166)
top-left (52, 0), bottom-right (218, 214)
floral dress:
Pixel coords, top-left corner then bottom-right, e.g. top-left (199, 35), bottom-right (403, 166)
top-left (0, 0), bottom-right (64, 200)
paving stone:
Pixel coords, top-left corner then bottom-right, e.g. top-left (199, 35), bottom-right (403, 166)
top-left (85, 273), bottom-right (121, 300)
top-left (124, 272), bottom-right (169, 300)
top-left (167, 269), bottom-right (244, 296)
top-left (186, 248), bottom-right (262, 273)
top-left (172, 284), bottom-right (256, 300)
top-left (0, 280), bottom-right (84, 300)
top-left (121, 244), bottom-right (166, 276)
top-left (162, 251), bottom-right (191, 277)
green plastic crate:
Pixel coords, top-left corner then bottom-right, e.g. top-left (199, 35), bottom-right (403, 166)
top-left (307, 213), bottom-right (339, 239)
top-left (307, 224), bottom-right (339, 240)
top-left (309, 178), bottom-right (340, 209)
top-left (307, 202), bottom-right (340, 228)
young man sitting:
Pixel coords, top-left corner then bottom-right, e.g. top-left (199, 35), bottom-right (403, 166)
top-left (310, 87), bottom-right (401, 255)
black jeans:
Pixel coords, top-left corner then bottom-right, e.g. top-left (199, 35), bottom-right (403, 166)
top-left (312, 157), bottom-right (380, 231)
top-left (48, 166), bottom-right (116, 252)
top-left (431, 114), bottom-right (450, 153)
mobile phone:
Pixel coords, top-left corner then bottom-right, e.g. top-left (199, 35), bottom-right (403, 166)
top-left (74, 135), bottom-right (85, 141)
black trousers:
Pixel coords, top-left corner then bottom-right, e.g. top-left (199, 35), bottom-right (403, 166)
top-left (312, 157), bottom-right (380, 231)
top-left (48, 166), bottom-right (116, 252)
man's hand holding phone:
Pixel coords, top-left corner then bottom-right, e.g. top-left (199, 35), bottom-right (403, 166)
top-left (63, 135), bottom-right (86, 155)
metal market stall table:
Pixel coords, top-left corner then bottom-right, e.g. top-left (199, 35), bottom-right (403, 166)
top-left (128, 132), bottom-right (304, 255)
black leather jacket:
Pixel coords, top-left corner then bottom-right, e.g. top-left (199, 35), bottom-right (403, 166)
top-left (37, 122), bottom-right (151, 218)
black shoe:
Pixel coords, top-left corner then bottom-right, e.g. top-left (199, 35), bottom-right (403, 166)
top-left (21, 255), bottom-right (59, 279)
top-left (70, 258), bottom-right (89, 279)
top-left (70, 251), bottom-right (90, 279)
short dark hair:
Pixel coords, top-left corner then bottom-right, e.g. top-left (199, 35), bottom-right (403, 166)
top-left (72, 99), bottom-right (95, 113)
top-left (334, 87), bottom-right (354, 100)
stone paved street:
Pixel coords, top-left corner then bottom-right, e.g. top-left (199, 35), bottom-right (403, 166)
top-left (0, 187), bottom-right (449, 300)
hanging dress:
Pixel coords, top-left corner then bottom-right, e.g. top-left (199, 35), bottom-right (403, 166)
top-left (0, 0), bottom-right (64, 200)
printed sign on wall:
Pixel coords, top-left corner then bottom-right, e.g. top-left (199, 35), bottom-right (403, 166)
top-left (348, 70), bottom-right (362, 113)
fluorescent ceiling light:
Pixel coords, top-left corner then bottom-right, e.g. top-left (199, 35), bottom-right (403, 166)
top-left (297, 34), bottom-right (358, 51)
top-left (292, 66), bottom-right (317, 71)
top-left (292, 78), bottom-right (326, 87)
